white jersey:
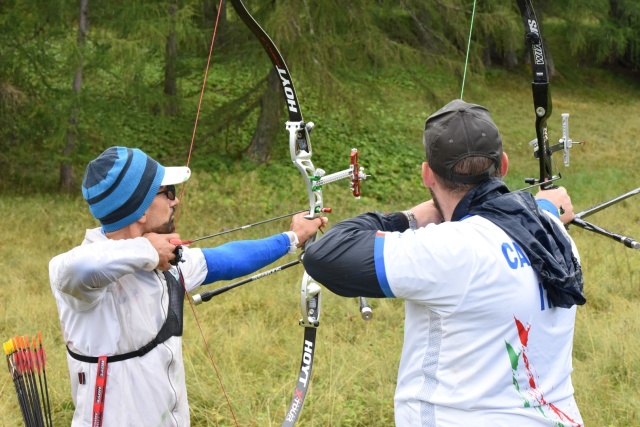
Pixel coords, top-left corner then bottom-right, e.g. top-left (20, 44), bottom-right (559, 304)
top-left (375, 215), bottom-right (583, 426)
top-left (49, 228), bottom-right (207, 427)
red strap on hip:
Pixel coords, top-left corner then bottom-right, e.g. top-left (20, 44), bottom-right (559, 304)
top-left (92, 356), bottom-right (108, 427)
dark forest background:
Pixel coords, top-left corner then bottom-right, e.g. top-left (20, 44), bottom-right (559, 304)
top-left (1, 0), bottom-right (638, 193)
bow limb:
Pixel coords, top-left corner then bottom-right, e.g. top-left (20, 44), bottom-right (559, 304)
top-left (227, 1), bottom-right (320, 425)
top-left (516, 0), bottom-right (556, 188)
top-left (228, 0), bottom-right (321, 219)
top-left (227, 0), bottom-right (368, 220)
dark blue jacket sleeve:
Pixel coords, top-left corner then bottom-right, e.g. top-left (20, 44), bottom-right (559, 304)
top-left (202, 234), bottom-right (290, 285)
top-left (305, 200), bottom-right (556, 299)
top-left (302, 212), bottom-right (409, 298)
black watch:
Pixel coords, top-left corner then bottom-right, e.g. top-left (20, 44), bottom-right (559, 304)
top-left (402, 210), bottom-right (417, 230)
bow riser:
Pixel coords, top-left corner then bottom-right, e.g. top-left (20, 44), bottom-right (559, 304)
top-left (287, 122), bottom-right (323, 219)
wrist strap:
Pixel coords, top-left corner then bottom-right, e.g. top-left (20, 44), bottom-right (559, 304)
top-left (285, 231), bottom-right (299, 253)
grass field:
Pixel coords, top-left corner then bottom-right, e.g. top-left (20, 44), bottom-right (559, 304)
top-left (1, 72), bottom-right (639, 426)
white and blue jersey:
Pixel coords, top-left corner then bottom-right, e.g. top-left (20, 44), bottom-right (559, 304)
top-left (304, 206), bottom-right (583, 426)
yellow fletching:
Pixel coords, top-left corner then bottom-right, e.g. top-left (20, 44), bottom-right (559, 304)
top-left (3, 340), bottom-right (14, 355)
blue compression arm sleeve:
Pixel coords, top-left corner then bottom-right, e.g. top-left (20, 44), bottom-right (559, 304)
top-left (201, 233), bottom-right (290, 285)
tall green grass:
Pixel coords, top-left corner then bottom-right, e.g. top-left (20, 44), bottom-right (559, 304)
top-left (1, 71), bottom-right (639, 426)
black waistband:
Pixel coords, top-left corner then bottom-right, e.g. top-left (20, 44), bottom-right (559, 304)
top-left (67, 338), bottom-right (159, 363)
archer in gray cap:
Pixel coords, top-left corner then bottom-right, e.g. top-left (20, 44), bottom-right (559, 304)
top-left (301, 99), bottom-right (585, 426)
top-left (421, 99), bottom-right (507, 214)
top-left (423, 98), bottom-right (503, 185)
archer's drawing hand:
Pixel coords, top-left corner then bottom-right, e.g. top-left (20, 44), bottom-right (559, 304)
top-left (290, 212), bottom-right (329, 247)
top-left (410, 200), bottom-right (444, 227)
top-left (145, 232), bottom-right (181, 270)
top-left (536, 186), bottom-right (575, 224)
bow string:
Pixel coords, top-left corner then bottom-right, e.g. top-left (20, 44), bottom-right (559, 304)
top-left (172, 1), bottom-right (240, 425)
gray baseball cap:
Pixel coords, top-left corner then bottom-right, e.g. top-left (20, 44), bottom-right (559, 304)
top-left (423, 99), bottom-right (502, 184)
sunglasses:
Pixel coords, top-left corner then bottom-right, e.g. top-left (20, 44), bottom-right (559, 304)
top-left (156, 185), bottom-right (176, 201)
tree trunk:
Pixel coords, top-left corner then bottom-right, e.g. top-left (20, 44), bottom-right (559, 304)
top-left (482, 41), bottom-right (517, 69)
top-left (609, 0), bottom-right (637, 68)
top-left (544, 43), bottom-right (556, 77)
top-left (482, 44), bottom-right (492, 67)
top-left (504, 49), bottom-right (518, 69)
top-left (534, 0), bottom-right (556, 77)
top-left (203, 0), bottom-right (227, 45)
top-left (164, 0), bottom-right (178, 116)
top-left (245, 68), bottom-right (284, 163)
top-left (60, 0), bottom-right (88, 191)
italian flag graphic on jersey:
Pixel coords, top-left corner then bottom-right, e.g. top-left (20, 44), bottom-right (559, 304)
top-left (505, 317), bottom-right (580, 427)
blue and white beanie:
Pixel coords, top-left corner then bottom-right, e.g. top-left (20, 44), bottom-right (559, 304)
top-left (82, 147), bottom-right (190, 232)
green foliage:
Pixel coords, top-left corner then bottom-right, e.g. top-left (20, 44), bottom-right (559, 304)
top-left (0, 0), bottom-right (215, 190)
top-left (557, 0), bottom-right (640, 69)
top-left (2, 0), bottom-right (639, 191)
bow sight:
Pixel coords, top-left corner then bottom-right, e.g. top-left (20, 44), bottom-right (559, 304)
top-left (524, 113), bottom-right (585, 187)
top-left (520, 99), bottom-right (639, 250)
